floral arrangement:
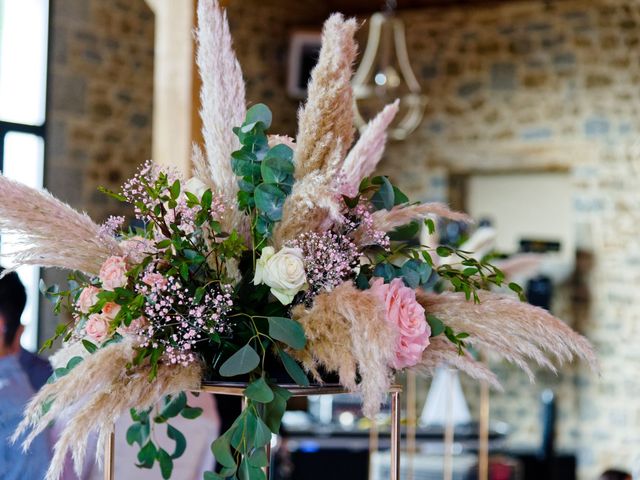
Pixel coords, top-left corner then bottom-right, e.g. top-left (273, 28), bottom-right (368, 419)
top-left (1, 2), bottom-right (596, 480)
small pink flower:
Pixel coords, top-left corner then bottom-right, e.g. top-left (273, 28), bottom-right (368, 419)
top-left (117, 316), bottom-right (147, 336)
top-left (102, 302), bottom-right (121, 320)
top-left (142, 272), bottom-right (167, 289)
top-left (77, 286), bottom-right (101, 314)
top-left (119, 236), bottom-right (155, 264)
top-left (85, 313), bottom-right (110, 343)
top-left (99, 256), bottom-right (128, 291)
top-left (369, 277), bottom-right (430, 369)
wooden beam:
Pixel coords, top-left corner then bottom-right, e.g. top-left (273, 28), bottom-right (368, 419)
top-left (148, 0), bottom-right (196, 176)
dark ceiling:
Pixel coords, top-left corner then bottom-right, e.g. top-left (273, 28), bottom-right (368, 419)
top-left (325, 0), bottom-right (552, 15)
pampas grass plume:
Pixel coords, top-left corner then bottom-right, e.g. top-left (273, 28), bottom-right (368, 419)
top-left (294, 14), bottom-right (357, 179)
top-left (339, 100), bottom-right (399, 196)
top-left (0, 175), bottom-right (119, 276)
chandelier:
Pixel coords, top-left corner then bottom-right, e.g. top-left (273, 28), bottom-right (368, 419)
top-left (352, 0), bottom-right (427, 141)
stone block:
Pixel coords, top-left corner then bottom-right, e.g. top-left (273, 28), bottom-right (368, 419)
top-left (490, 62), bottom-right (517, 90)
top-left (50, 73), bottom-right (87, 114)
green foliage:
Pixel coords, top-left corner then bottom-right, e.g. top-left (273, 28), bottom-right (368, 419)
top-left (244, 377), bottom-right (274, 403)
top-left (232, 104), bottom-right (294, 248)
top-left (219, 344), bottom-right (261, 377)
top-left (127, 393), bottom-right (202, 479)
top-left (267, 316), bottom-right (306, 349)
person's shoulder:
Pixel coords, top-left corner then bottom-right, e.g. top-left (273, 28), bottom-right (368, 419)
top-left (19, 347), bottom-right (52, 391)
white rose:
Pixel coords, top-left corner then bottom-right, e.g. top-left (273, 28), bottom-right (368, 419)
top-left (185, 177), bottom-right (210, 199)
top-left (254, 246), bottom-right (307, 305)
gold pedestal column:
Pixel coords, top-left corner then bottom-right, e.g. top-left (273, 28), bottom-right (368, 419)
top-left (104, 383), bottom-right (403, 480)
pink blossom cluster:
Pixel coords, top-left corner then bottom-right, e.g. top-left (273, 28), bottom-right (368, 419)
top-left (289, 231), bottom-right (359, 297)
top-left (121, 160), bottom-right (224, 238)
top-left (135, 271), bottom-right (233, 366)
top-left (344, 201), bottom-right (390, 249)
top-left (98, 215), bottom-right (125, 242)
top-left (121, 160), bottom-right (171, 222)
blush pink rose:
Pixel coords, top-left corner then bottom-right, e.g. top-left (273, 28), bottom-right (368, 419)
top-left (85, 313), bottom-right (110, 343)
top-left (77, 286), bottom-right (100, 314)
top-left (117, 316), bottom-right (147, 336)
top-left (102, 302), bottom-right (121, 320)
top-left (99, 256), bottom-right (128, 291)
top-left (142, 272), bottom-right (167, 289)
top-left (369, 277), bottom-right (431, 369)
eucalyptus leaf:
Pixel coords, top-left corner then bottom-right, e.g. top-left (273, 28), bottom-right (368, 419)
top-left (157, 448), bottom-right (173, 479)
top-left (373, 263), bottom-right (396, 283)
top-left (136, 441), bottom-right (157, 469)
top-left (180, 406), bottom-right (203, 419)
top-left (248, 448), bottom-right (268, 467)
top-left (244, 103), bottom-right (272, 130)
top-left (278, 349), bottom-right (309, 387)
top-left (160, 392), bottom-right (187, 420)
top-left (254, 184), bottom-right (286, 221)
top-left (267, 316), bottom-right (306, 349)
top-left (244, 377), bottom-right (275, 403)
top-left (392, 185), bottom-right (409, 205)
top-left (219, 344), bottom-right (261, 377)
top-left (371, 176), bottom-right (394, 211)
top-left (211, 435), bottom-right (237, 469)
top-left (264, 386), bottom-right (291, 433)
top-left (261, 156), bottom-right (294, 185)
top-left (167, 424), bottom-right (186, 459)
top-left (252, 415), bottom-right (273, 449)
top-left (126, 423), bottom-right (141, 446)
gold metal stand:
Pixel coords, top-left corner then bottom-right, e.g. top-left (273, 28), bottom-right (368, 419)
top-left (406, 371), bottom-right (417, 480)
top-left (103, 429), bottom-right (115, 480)
top-left (103, 382), bottom-right (403, 480)
top-left (479, 381), bottom-right (490, 480)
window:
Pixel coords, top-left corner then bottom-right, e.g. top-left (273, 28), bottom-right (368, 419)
top-left (0, 0), bottom-right (49, 351)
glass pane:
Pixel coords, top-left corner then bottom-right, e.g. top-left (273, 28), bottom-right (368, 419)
top-left (0, 0), bottom-right (49, 125)
top-left (1, 132), bottom-right (45, 351)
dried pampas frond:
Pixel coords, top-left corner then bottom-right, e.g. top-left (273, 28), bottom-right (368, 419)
top-left (191, 143), bottom-right (214, 191)
top-left (339, 100), bottom-right (400, 197)
top-left (273, 147), bottom-right (345, 247)
top-left (412, 336), bottom-right (501, 389)
top-left (196, 0), bottom-right (247, 232)
top-left (292, 282), bottom-right (396, 417)
top-left (15, 340), bottom-right (201, 480)
top-left (294, 14), bottom-right (357, 179)
top-left (350, 203), bottom-right (470, 247)
top-left (0, 175), bottom-right (119, 276)
top-left (417, 291), bottom-right (598, 380)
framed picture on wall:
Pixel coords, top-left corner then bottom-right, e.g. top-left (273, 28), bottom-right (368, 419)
top-left (287, 30), bottom-right (322, 99)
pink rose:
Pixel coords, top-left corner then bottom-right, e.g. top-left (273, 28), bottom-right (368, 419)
top-left (77, 286), bottom-right (100, 314)
top-left (369, 277), bottom-right (431, 369)
top-left (85, 313), bottom-right (110, 343)
top-left (102, 302), bottom-right (121, 320)
top-left (117, 316), bottom-right (147, 336)
top-left (99, 256), bottom-right (128, 291)
top-left (142, 272), bottom-right (167, 289)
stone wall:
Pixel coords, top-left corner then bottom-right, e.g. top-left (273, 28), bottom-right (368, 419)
top-left (41, 0), bottom-right (155, 339)
top-left (47, 0), bottom-right (154, 220)
top-left (226, 0), bottom-right (327, 134)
